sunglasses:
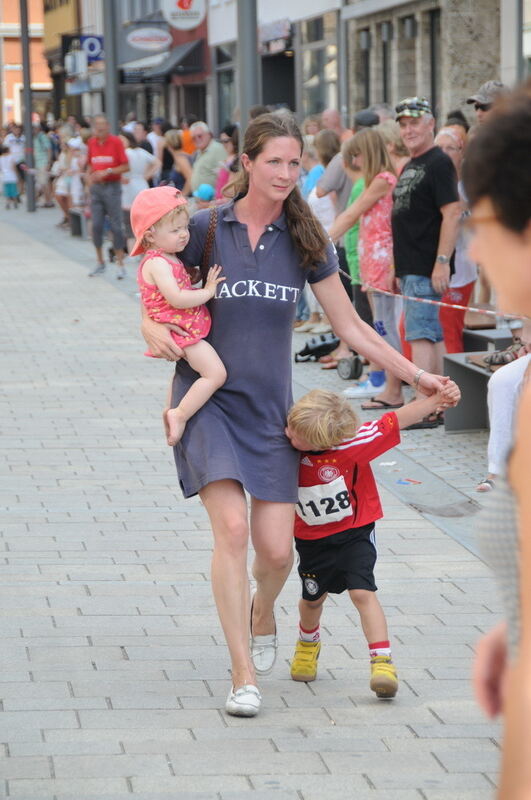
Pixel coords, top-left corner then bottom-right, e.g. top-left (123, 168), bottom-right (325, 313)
top-left (219, 137), bottom-right (231, 143)
top-left (474, 102), bottom-right (492, 112)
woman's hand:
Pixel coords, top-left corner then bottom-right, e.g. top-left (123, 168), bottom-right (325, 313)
top-left (141, 315), bottom-right (185, 361)
top-left (417, 373), bottom-right (461, 406)
top-left (472, 621), bottom-right (508, 718)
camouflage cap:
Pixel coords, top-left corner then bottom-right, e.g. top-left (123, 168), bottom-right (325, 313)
top-left (395, 97), bottom-right (432, 119)
top-left (466, 80), bottom-right (508, 106)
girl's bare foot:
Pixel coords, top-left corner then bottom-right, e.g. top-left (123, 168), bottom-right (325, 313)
top-left (166, 408), bottom-right (187, 446)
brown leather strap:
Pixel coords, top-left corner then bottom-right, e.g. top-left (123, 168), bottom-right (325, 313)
top-left (201, 206), bottom-right (218, 279)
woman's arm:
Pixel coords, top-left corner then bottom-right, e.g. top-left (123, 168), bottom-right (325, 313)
top-left (312, 273), bottom-right (460, 400)
top-left (144, 157), bottom-right (161, 182)
top-left (175, 154), bottom-right (192, 196)
top-left (328, 177), bottom-right (392, 242)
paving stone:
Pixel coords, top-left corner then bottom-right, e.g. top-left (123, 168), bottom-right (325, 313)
top-left (0, 211), bottom-right (501, 794)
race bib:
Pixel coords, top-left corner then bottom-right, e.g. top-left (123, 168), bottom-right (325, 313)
top-left (296, 477), bottom-right (352, 527)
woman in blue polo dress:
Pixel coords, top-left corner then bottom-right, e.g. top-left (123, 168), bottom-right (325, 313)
top-left (141, 113), bottom-right (458, 718)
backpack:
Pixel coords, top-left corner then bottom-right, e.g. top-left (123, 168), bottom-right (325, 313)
top-left (294, 332), bottom-right (339, 362)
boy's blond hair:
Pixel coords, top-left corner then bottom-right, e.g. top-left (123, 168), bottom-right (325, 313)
top-left (287, 390), bottom-right (360, 450)
top-left (141, 204), bottom-right (189, 251)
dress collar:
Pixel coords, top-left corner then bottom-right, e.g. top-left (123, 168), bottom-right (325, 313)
top-left (220, 194), bottom-right (287, 231)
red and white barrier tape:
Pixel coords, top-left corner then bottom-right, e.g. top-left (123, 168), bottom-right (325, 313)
top-left (337, 266), bottom-right (528, 321)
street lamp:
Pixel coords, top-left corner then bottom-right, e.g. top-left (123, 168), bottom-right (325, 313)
top-left (19, 0), bottom-right (35, 211)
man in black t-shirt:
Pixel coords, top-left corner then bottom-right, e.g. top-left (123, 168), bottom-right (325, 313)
top-left (391, 98), bottom-right (460, 417)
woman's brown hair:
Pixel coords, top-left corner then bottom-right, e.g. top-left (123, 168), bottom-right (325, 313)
top-left (164, 129), bottom-right (183, 150)
top-left (314, 128), bottom-right (341, 168)
top-left (229, 113), bottom-right (329, 270)
top-left (342, 128), bottom-right (395, 186)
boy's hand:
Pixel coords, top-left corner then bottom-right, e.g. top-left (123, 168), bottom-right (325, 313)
top-left (205, 264), bottom-right (225, 298)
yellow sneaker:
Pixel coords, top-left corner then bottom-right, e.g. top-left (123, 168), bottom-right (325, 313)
top-left (290, 639), bottom-right (321, 682)
top-left (370, 656), bottom-right (398, 698)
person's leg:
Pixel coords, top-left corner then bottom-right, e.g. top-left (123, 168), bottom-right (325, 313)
top-left (104, 184), bottom-right (126, 268)
top-left (291, 594), bottom-right (327, 682)
top-left (349, 589), bottom-right (389, 644)
top-left (198, 479), bottom-right (256, 690)
top-left (165, 341), bottom-right (226, 445)
top-left (403, 274), bottom-right (444, 396)
top-left (440, 282), bottom-right (475, 354)
top-left (366, 293), bottom-right (404, 407)
top-left (349, 588), bottom-right (398, 698)
top-left (250, 498), bottom-right (295, 638)
top-left (90, 186), bottom-right (106, 269)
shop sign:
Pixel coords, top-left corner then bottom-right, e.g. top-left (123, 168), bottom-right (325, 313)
top-left (161, 0), bottom-right (206, 31)
top-left (126, 27), bottom-right (173, 51)
top-left (258, 18), bottom-right (292, 55)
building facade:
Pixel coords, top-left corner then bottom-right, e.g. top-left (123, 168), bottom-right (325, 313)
top-left (208, 0), bottom-right (521, 132)
top-left (0, 0), bottom-right (51, 125)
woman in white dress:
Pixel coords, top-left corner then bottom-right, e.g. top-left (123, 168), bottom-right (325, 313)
top-left (120, 130), bottom-right (161, 254)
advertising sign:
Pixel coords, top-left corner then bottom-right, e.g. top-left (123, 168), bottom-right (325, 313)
top-left (126, 27), bottom-right (173, 52)
top-left (161, 0), bottom-right (207, 31)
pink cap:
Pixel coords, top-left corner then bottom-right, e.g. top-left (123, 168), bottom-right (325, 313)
top-left (129, 186), bottom-right (188, 256)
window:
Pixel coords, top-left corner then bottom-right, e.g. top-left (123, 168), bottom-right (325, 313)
top-left (358, 28), bottom-right (371, 107)
top-left (380, 22), bottom-right (392, 103)
top-left (300, 13), bottom-right (338, 115)
top-left (398, 16), bottom-right (417, 99)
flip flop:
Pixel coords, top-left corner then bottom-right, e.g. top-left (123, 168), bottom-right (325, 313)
top-left (404, 413), bottom-right (439, 430)
top-left (320, 360), bottom-right (338, 370)
top-left (361, 397), bottom-right (404, 410)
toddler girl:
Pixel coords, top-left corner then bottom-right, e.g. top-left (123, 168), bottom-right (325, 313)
top-left (131, 186), bottom-right (226, 445)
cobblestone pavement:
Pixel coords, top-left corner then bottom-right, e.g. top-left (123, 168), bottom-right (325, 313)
top-left (0, 206), bottom-right (502, 799)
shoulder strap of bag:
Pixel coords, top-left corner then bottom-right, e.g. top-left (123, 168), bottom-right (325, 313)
top-left (201, 206), bottom-right (218, 279)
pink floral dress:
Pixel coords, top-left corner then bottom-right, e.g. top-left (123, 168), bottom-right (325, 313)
top-left (358, 171), bottom-right (397, 292)
top-left (137, 249), bottom-right (211, 351)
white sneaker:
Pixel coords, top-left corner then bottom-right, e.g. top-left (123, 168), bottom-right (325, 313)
top-left (310, 323), bottom-right (332, 334)
top-left (342, 377), bottom-right (387, 398)
top-left (225, 684), bottom-right (262, 717)
top-left (250, 591), bottom-right (277, 675)
top-left (295, 321), bottom-right (317, 333)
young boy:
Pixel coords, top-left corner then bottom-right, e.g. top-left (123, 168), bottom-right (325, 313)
top-left (285, 387), bottom-right (450, 698)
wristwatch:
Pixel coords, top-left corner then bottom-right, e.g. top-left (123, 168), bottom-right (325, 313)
top-left (436, 254), bottom-right (450, 264)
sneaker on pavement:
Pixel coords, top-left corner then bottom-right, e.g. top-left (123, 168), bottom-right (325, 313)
top-left (342, 377), bottom-right (387, 398)
top-left (88, 262), bottom-right (106, 277)
top-left (116, 266), bottom-right (126, 280)
top-left (310, 323), bottom-right (332, 334)
top-left (225, 684), bottom-right (262, 717)
top-left (290, 639), bottom-right (321, 682)
top-left (370, 656), bottom-right (398, 698)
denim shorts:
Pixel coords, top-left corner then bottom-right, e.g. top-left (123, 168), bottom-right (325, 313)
top-left (401, 274), bottom-right (443, 343)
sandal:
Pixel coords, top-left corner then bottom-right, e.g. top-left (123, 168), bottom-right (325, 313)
top-left (476, 478), bottom-right (495, 492)
top-left (484, 339), bottom-right (522, 366)
top-left (404, 413), bottom-right (439, 430)
top-left (361, 397), bottom-right (403, 410)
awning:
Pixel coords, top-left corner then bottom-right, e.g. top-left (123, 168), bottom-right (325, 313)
top-left (143, 39), bottom-right (203, 80)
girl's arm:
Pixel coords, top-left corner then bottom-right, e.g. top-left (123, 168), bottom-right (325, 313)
top-left (328, 177), bottom-right (392, 242)
top-left (145, 257), bottom-right (223, 309)
top-left (312, 272), bottom-right (460, 402)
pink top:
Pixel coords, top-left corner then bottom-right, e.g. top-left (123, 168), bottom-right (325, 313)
top-left (137, 249), bottom-right (211, 351)
top-left (358, 170), bottom-right (397, 292)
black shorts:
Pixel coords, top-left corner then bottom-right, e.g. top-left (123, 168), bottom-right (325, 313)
top-left (295, 523), bottom-right (377, 600)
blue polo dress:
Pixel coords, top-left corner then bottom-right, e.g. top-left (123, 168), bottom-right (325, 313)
top-left (172, 198), bottom-right (338, 502)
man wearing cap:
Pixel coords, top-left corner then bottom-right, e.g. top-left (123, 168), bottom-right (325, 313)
top-left (466, 80), bottom-right (508, 124)
top-left (86, 115), bottom-right (129, 278)
top-left (189, 122), bottom-right (226, 193)
top-left (391, 97), bottom-right (461, 422)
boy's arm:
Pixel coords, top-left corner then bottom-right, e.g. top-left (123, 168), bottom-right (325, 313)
top-left (394, 394), bottom-right (442, 430)
top-left (146, 257), bottom-right (214, 309)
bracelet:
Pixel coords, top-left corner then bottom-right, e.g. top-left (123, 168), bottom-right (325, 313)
top-left (413, 368), bottom-right (426, 389)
